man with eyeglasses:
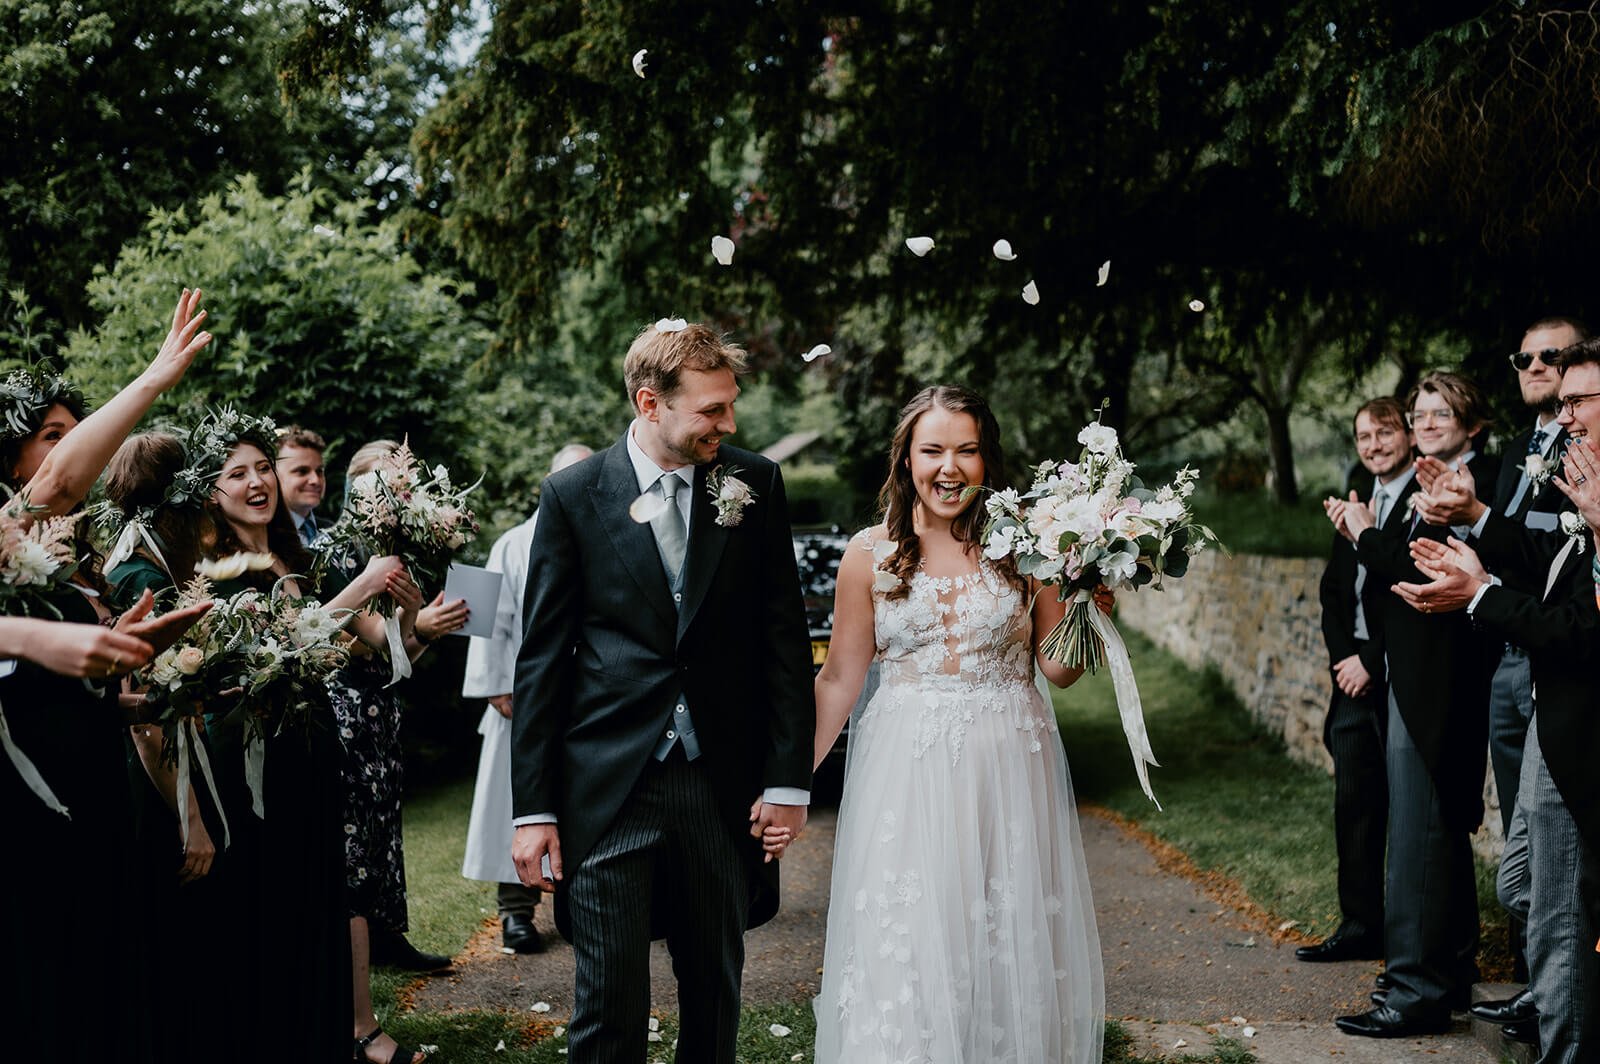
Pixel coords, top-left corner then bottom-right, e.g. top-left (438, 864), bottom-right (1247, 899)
top-left (1304, 398), bottom-right (1417, 968)
top-left (1330, 372), bottom-right (1500, 1038)
top-left (1390, 339), bottom-right (1600, 1062)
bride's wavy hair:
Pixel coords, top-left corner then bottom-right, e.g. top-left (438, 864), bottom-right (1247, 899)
top-left (876, 385), bottom-right (1020, 599)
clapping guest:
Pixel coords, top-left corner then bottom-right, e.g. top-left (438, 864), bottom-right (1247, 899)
top-left (275, 425), bottom-right (330, 547)
top-left (332, 439), bottom-right (468, 1064)
top-left (1302, 398), bottom-right (1416, 966)
top-left (1397, 341), bottom-right (1600, 1062)
top-left (461, 441), bottom-right (593, 953)
top-left (1329, 371), bottom-right (1501, 1038)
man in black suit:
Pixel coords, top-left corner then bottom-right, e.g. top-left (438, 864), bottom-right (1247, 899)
top-left (510, 322), bottom-right (815, 1063)
top-left (1400, 340), bottom-right (1600, 1060)
top-left (1302, 397), bottom-right (1416, 964)
top-left (1329, 371), bottom-right (1501, 1038)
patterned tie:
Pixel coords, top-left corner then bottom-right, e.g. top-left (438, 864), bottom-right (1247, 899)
top-left (299, 512), bottom-right (317, 547)
top-left (653, 473), bottom-right (688, 582)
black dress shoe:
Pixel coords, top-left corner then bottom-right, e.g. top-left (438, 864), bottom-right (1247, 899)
top-left (1297, 930), bottom-right (1384, 963)
top-left (1501, 1018), bottom-right (1540, 1046)
top-left (369, 928), bottom-right (453, 972)
top-left (1370, 989), bottom-right (1388, 1007)
top-left (1335, 1005), bottom-right (1452, 1038)
top-left (502, 913), bottom-right (545, 954)
top-left (1470, 988), bottom-right (1536, 1025)
top-left (1374, 972), bottom-right (1393, 991)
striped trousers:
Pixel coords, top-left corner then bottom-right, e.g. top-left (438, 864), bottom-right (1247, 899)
top-left (566, 753), bottom-right (751, 1063)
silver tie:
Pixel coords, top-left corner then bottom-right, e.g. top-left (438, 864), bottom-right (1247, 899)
top-left (654, 473), bottom-right (688, 582)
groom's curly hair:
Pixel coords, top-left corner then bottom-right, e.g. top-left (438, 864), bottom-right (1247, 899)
top-left (876, 385), bottom-right (1021, 600)
top-left (623, 322), bottom-right (749, 412)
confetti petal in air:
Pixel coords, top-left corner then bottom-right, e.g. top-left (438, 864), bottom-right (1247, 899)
top-left (905, 236), bottom-right (935, 257)
top-left (654, 317), bottom-right (688, 333)
top-left (802, 343), bottom-right (831, 363)
top-left (1097, 260), bottom-right (1111, 286)
top-left (632, 49), bottom-right (649, 78)
top-left (769, 1024), bottom-right (793, 1037)
top-left (1022, 280), bottom-right (1040, 305)
top-left (711, 235), bottom-right (735, 266)
top-left (1188, 299), bottom-right (1206, 312)
top-left (531, 1001), bottom-right (552, 1013)
top-left (992, 239), bottom-right (1017, 261)
top-left (629, 491), bottom-right (670, 524)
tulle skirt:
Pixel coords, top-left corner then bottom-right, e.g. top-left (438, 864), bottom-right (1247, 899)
top-left (814, 674), bottom-right (1104, 1063)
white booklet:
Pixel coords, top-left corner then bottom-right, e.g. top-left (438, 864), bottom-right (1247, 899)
top-left (443, 563), bottom-right (503, 639)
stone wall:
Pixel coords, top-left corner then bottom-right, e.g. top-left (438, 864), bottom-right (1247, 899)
top-left (1117, 550), bottom-right (1505, 859)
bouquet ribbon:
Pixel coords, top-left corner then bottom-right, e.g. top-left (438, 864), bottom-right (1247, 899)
top-left (175, 716), bottom-right (230, 848)
top-left (244, 732), bottom-right (266, 818)
top-left (104, 518), bottom-right (172, 579)
top-left (383, 611), bottom-right (412, 687)
top-left (0, 692), bottom-right (69, 817)
top-left (1074, 590), bottom-right (1162, 808)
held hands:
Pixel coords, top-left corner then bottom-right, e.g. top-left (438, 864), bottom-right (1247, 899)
top-left (750, 798), bottom-right (807, 863)
top-left (1391, 538), bottom-right (1488, 615)
top-left (1331, 654), bottom-right (1371, 698)
top-left (1554, 437), bottom-right (1600, 533)
top-left (487, 694), bottom-right (513, 720)
top-left (513, 823), bottom-right (562, 891)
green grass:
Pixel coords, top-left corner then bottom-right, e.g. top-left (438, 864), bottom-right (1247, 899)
top-left (1058, 628), bottom-right (1507, 965)
top-left (1190, 489), bottom-right (1333, 559)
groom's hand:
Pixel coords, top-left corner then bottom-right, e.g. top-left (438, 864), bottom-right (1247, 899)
top-left (751, 802), bottom-right (807, 863)
top-left (513, 824), bottom-right (562, 890)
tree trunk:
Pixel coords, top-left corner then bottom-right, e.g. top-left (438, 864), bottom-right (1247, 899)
top-left (1263, 403), bottom-right (1299, 504)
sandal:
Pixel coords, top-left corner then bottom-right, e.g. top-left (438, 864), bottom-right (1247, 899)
top-left (353, 1026), bottom-right (427, 1064)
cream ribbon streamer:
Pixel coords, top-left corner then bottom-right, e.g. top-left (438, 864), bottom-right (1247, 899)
top-left (244, 732), bottom-right (266, 818)
top-left (174, 716), bottom-right (231, 848)
top-left (383, 611), bottom-right (412, 687)
top-left (0, 693), bottom-right (69, 817)
top-left (103, 518), bottom-right (172, 579)
top-left (1075, 589), bottom-right (1162, 808)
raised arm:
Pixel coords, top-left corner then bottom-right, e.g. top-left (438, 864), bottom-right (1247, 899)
top-left (22, 289), bottom-right (211, 515)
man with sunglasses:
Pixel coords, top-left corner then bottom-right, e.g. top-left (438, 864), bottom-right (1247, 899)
top-left (1475, 318), bottom-right (1588, 1013)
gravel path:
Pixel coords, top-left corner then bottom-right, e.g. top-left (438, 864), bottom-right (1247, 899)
top-left (410, 806), bottom-right (1493, 1061)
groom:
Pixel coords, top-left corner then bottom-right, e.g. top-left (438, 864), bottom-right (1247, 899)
top-left (510, 321), bottom-right (815, 1062)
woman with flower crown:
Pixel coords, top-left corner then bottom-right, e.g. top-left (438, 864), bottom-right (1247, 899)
top-left (103, 411), bottom-right (420, 1064)
top-left (796, 385), bottom-right (1106, 1063)
top-left (0, 289), bottom-right (215, 1063)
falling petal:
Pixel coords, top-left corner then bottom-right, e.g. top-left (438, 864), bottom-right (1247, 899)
top-left (802, 343), bottom-right (831, 363)
top-left (312, 224), bottom-right (338, 239)
top-left (531, 1001), bottom-right (552, 1013)
top-left (1173, 1039), bottom-right (1188, 1049)
top-left (495, 1041), bottom-right (507, 1053)
top-left (646, 1032), bottom-right (663, 1043)
top-left (1021, 280), bottom-right (1040, 305)
top-left (1230, 1016), bottom-right (1247, 1026)
top-left (711, 235), bottom-right (735, 266)
top-left (1097, 260), bottom-right (1111, 286)
top-left (647, 1018), bottom-right (660, 1032)
top-left (553, 1027), bottom-right (565, 1038)
top-left (769, 1024), bottom-right (793, 1037)
top-left (872, 569), bottom-right (902, 593)
top-left (1188, 299), bottom-right (1206, 313)
top-left (632, 49), bottom-right (649, 78)
top-left (1242, 1026), bottom-right (1256, 1038)
top-left (905, 236), bottom-right (935, 257)
top-left (992, 239), bottom-right (1016, 261)
top-left (630, 492), bottom-right (670, 523)
top-left (499, 946), bottom-right (516, 955)
top-left (654, 317), bottom-right (688, 333)
top-left (792, 1056), bottom-right (804, 1062)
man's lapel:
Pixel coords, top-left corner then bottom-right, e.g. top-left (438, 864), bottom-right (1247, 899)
top-left (588, 438), bottom-right (677, 628)
top-left (676, 458), bottom-right (732, 644)
top-left (1543, 536), bottom-right (1582, 602)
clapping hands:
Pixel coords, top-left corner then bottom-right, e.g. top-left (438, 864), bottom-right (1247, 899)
top-left (1391, 537), bottom-right (1489, 615)
top-left (1553, 437), bottom-right (1600, 533)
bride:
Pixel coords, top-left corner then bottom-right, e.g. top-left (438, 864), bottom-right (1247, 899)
top-left (785, 385), bottom-right (1105, 1062)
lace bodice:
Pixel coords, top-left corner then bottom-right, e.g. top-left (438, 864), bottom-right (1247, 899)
top-left (859, 528), bottom-right (1035, 692)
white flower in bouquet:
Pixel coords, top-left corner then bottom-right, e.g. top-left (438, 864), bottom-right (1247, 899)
top-left (290, 606), bottom-right (342, 648)
top-left (1077, 423), bottom-right (1119, 456)
top-left (3, 538), bottom-right (57, 586)
top-left (175, 645), bottom-right (206, 676)
top-left (150, 649), bottom-right (182, 689)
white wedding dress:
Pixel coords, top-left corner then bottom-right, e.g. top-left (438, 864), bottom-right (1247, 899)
top-left (814, 531), bottom-right (1104, 1063)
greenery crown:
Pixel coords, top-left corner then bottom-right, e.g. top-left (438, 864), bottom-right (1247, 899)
top-left (0, 366), bottom-right (85, 442)
top-left (167, 406), bottom-right (280, 511)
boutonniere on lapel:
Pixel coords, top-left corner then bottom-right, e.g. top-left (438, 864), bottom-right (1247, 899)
top-left (1522, 452), bottom-right (1554, 490)
top-left (1560, 510), bottom-right (1590, 553)
top-left (706, 465), bottom-right (756, 527)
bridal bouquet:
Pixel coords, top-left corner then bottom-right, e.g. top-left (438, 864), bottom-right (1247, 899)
top-left (324, 439), bottom-right (479, 682)
top-left (974, 413), bottom-right (1218, 804)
